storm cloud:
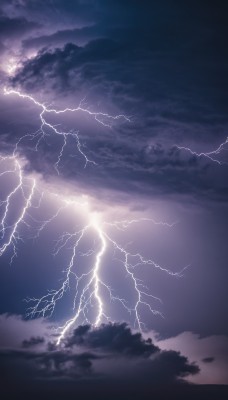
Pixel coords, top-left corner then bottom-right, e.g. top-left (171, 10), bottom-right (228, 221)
top-left (0, 0), bottom-right (226, 202)
top-left (0, 3), bottom-right (228, 398)
top-left (0, 320), bottom-right (199, 386)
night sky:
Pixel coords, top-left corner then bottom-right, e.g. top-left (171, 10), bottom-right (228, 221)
top-left (0, 1), bottom-right (228, 399)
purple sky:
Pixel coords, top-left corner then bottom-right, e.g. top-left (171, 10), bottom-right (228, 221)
top-left (0, 1), bottom-right (228, 397)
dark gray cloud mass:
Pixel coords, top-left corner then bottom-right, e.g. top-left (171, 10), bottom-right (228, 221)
top-left (3, 322), bottom-right (228, 399)
top-left (0, 0), bottom-right (226, 202)
top-left (0, 15), bottom-right (40, 40)
top-left (1, 315), bottom-right (227, 392)
top-left (65, 322), bottom-right (159, 356)
top-left (22, 336), bottom-right (45, 348)
top-left (202, 357), bottom-right (215, 364)
top-left (0, 322), bottom-right (199, 386)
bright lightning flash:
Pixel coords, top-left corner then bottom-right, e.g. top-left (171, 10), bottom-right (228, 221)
top-left (0, 155), bottom-right (185, 346)
top-left (0, 85), bottom-right (192, 345)
top-left (3, 87), bottom-right (130, 173)
top-left (0, 155), bottom-right (35, 263)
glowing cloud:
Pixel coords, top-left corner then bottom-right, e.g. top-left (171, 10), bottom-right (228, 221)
top-left (0, 153), bottom-right (185, 344)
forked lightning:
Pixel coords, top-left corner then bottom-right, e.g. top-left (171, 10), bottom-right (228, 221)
top-left (0, 86), bottom-right (201, 344)
top-left (0, 154), bottom-right (184, 345)
top-left (3, 87), bottom-right (130, 173)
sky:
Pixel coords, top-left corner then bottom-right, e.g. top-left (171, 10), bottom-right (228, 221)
top-left (0, 1), bottom-right (228, 398)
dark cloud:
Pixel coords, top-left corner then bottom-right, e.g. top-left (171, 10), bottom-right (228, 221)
top-left (202, 357), bottom-right (215, 363)
top-left (10, 39), bottom-right (126, 94)
top-left (64, 323), bottom-right (199, 385)
top-left (138, 349), bottom-right (199, 383)
top-left (10, 1), bottom-right (228, 107)
top-left (65, 322), bottom-right (159, 357)
top-left (6, 1), bottom-right (228, 203)
top-left (22, 26), bottom-right (99, 52)
top-left (0, 15), bottom-right (40, 39)
top-left (158, 332), bottom-right (228, 385)
top-left (0, 322), bottom-right (199, 389)
top-left (22, 336), bottom-right (45, 348)
top-left (0, 347), bottom-right (99, 383)
top-left (1, 315), bottom-right (228, 393)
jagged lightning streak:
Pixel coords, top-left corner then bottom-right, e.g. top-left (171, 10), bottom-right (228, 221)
top-left (4, 87), bottom-right (227, 169)
top-left (0, 86), bottom-right (190, 346)
top-left (55, 217), bottom-right (107, 345)
top-left (3, 87), bottom-right (130, 173)
top-left (104, 218), bottom-right (177, 230)
top-left (0, 154), bottom-right (186, 345)
top-left (176, 136), bottom-right (228, 165)
top-left (22, 200), bottom-right (184, 345)
top-left (0, 155), bottom-right (36, 263)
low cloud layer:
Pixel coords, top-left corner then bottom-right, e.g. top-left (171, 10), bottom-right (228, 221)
top-left (1, 314), bottom-right (227, 400)
top-left (0, 316), bottom-right (199, 388)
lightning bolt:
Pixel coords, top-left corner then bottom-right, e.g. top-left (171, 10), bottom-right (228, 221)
top-left (26, 199), bottom-right (185, 344)
top-left (0, 155), bottom-right (185, 345)
top-left (3, 87), bottom-right (130, 173)
top-left (176, 136), bottom-right (228, 165)
top-left (25, 201), bottom-right (183, 346)
top-left (0, 155), bottom-right (36, 263)
top-left (4, 86), bottom-right (227, 168)
top-left (0, 85), bottom-right (189, 346)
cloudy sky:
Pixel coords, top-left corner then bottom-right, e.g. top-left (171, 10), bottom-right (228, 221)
top-left (0, 1), bottom-right (228, 398)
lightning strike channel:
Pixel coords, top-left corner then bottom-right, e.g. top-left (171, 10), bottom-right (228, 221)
top-left (0, 156), bottom-right (36, 263)
top-left (176, 136), bottom-right (228, 165)
top-left (0, 84), bottom-right (192, 346)
top-left (3, 87), bottom-right (130, 173)
top-left (24, 206), bottom-right (184, 343)
top-left (0, 154), bottom-right (187, 344)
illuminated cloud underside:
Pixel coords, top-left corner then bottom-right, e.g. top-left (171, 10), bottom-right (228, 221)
top-left (0, 85), bottom-right (226, 344)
